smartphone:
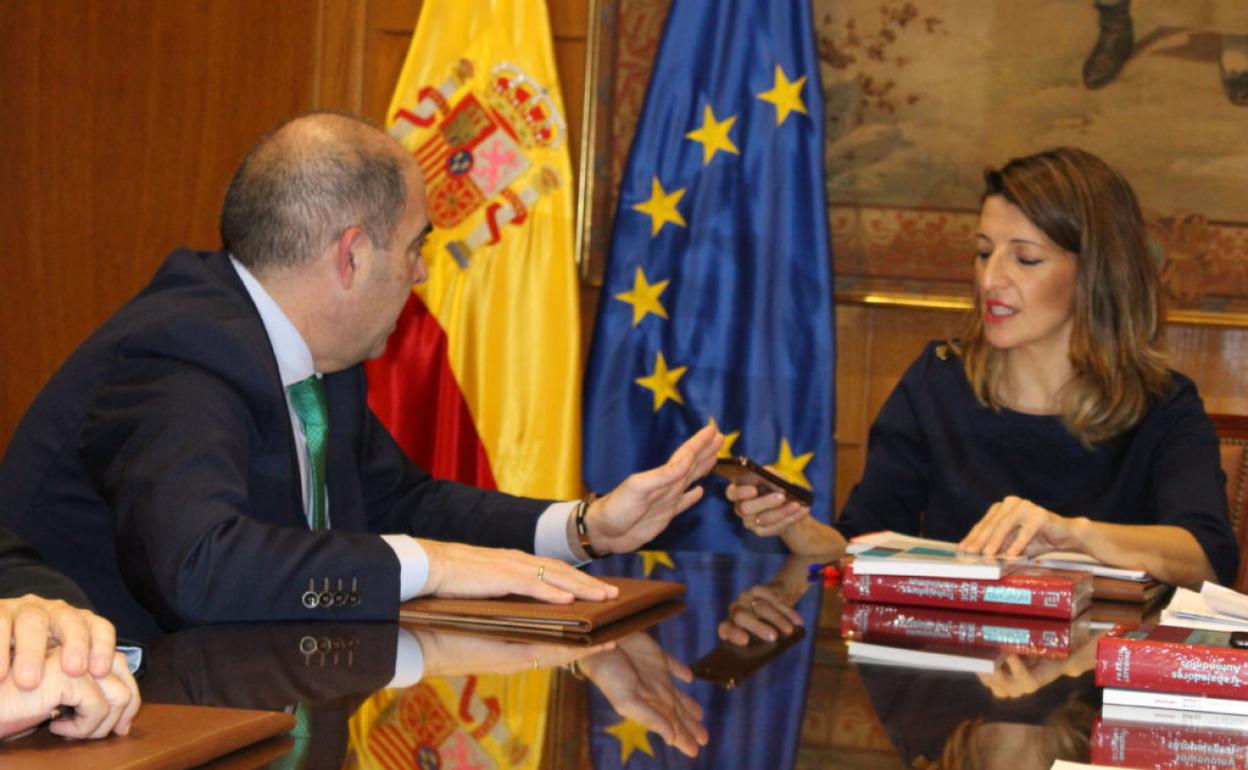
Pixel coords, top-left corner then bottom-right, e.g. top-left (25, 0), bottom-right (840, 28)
top-left (691, 626), bottom-right (806, 689)
top-left (1231, 631), bottom-right (1248, 649)
top-left (713, 455), bottom-right (813, 506)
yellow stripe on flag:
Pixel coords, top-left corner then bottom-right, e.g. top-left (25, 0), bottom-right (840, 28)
top-left (387, 0), bottom-right (581, 498)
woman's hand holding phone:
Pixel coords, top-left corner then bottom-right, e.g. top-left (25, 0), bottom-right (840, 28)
top-left (717, 456), bottom-right (812, 537)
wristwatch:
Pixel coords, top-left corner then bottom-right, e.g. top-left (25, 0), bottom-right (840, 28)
top-left (575, 493), bottom-right (603, 559)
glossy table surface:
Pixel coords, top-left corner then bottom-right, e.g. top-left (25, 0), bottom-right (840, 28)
top-left (103, 553), bottom-right (1181, 767)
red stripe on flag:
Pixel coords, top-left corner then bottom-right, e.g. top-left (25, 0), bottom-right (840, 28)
top-left (366, 293), bottom-right (497, 490)
top-left (370, 724), bottom-right (410, 770)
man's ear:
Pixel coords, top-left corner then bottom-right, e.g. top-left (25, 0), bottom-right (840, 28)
top-left (332, 226), bottom-right (368, 289)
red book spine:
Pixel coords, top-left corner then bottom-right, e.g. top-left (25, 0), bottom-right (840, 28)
top-left (839, 602), bottom-right (1076, 657)
top-left (1092, 717), bottom-right (1248, 768)
top-left (840, 563), bottom-right (1090, 619)
top-left (1096, 627), bottom-right (1248, 699)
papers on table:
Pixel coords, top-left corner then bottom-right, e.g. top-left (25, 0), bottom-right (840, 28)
top-left (1031, 551), bottom-right (1149, 582)
top-left (1160, 582), bottom-right (1248, 631)
top-left (1201, 581), bottom-right (1248, 620)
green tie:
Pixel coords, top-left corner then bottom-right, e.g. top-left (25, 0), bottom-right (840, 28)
top-left (287, 376), bottom-right (329, 530)
top-left (270, 702), bottom-right (314, 770)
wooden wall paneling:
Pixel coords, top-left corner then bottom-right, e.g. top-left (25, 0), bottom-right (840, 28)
top-left (0, 0), bottom-right (325, 449)
top-left (369, 0), bottom-right (422, 30)
top-left (553, 38), bottom-right (588, 181)
top-left (314, 0), bottom-right (368, 112)
top-left (833, 304), bottom-right (872, 514)
top-left (361, 0), bottom-right (422, 124)
top-left (549, 0), bottom-right (589, 188)
top-left (1164, 324), bottom-right (1248, 415)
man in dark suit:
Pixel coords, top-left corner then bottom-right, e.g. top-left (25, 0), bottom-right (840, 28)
top-left (1, 526), bottom-right (140, 740)
top-left (0, 112), bottom-right (723, 641)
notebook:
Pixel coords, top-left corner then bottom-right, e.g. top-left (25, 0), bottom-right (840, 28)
top-left (399, 576), bottom-right (686, 639)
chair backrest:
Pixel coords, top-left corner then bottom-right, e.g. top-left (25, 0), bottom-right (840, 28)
top-left (1209, 414), bottom-right (1248, 591)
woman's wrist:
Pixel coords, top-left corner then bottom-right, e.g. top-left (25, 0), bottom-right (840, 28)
top-left (781, 517), bottom-right (844, 555)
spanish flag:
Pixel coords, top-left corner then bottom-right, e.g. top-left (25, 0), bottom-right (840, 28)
top-left (366, 0), bottom-right (581, 499)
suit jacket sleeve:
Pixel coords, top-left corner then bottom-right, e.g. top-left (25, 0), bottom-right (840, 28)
top-left (0, 526), bottom-right (93, 607)
top-left (81, 354), bottom-right (403, 629)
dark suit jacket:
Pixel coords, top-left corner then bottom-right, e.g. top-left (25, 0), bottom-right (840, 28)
top-left (141, 622), bottom-right (399, 770)
top-left (0, 249), bottom-right (548, 640)
top-left (0, 526), bottom-right (92, 607)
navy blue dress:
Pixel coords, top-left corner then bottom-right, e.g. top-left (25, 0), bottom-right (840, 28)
top-left (833, 341), bottom-right (1239, 585)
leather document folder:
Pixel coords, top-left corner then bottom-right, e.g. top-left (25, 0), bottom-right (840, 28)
top-left (399, 576), bottom-right (685, 639)
top-left (4, 702), bottom-right (295, 770)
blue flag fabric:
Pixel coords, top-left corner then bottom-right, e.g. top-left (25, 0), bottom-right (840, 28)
top-left (584, 0), bottom-right (836, 551)
top-left (587, 553), bottom-right (821, 769)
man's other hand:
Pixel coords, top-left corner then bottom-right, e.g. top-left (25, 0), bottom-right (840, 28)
top-left (420, 540), bottom-right (619, 603)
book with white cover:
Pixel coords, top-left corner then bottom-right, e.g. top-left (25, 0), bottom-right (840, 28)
top-left (1100, 703), bottom-right (1248, 732)
top-left (847, 531), bottom-right (1152, 581)
top-left (846, 639), bottom-right (997, 673)
top-left (846, 531), bottom-right (955, 555)
top-left (849, 544), bottom-right (1010, 580)
top-left (1102, 686), bottom-right (1248, 717)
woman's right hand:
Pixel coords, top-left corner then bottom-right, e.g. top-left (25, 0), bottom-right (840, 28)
top-left (725, 483), bottom-right (810, 537)
top-left (716, 584), bottom-right (805, 647)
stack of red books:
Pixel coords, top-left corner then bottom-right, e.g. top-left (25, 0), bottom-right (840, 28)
top-left (841, 562), bottom-right (1094, 619)
top-left (839, 552), bottom-right (1096, 672)
top-left (1091, 715), bottom-right (1248, 768)
top-left (841, 601), bottom-right (1089, 673)
top-left (1095, 623), bottom-right (1248, 757)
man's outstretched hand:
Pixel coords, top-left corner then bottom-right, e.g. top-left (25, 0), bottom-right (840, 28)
top-left (585, 425), bottom-right (724, 555)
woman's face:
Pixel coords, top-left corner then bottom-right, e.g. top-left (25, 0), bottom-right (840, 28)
top-left (975, 196), bottom-right (1079, 361)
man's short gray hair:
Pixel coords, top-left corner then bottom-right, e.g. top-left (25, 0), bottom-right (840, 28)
top-left (220, 112), bottom-right (408, 271)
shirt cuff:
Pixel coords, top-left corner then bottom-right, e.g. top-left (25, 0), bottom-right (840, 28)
top-left (380, 534), bottom-right (429, 600)
top-left (534, 500), bottom-right (587, 565)
top-left (385, 626), bottom-right (425, 689)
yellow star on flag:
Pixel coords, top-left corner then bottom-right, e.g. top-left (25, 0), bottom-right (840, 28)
top-left (635, 352), bottom-right (686, 412)
top-left (632, 177), bottom-right (687, 236)
top-left (708, 417), bottom-right (740, 459)
top-left (639, 550), bottom-right (675, 577)
top-left (770, 438), bottom-right (814, 490)
top-left (685, 104), bottom-right (739, 165)
top-left (757, 65), bottom-right (808, 126)
top-left (605, 718), bottom-right (655, 764)
top-left (614, 268), bottom-right (670, 326)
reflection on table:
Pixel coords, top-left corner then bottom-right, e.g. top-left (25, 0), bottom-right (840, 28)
top-left (128, 550), bottom-right (1144, 769)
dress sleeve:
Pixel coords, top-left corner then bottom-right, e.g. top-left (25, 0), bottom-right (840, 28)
top-left (833, 351), bottom-right (934, 539)
top-left (1147, 380), bottom-right (1240, 585)
top-left (0, 527), bottom-right (93, 607)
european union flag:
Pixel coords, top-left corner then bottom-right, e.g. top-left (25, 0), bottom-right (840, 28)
top-left (587, 552), bottom-right (821, 769)
top-left (584, 0), bottom-right (836, 551)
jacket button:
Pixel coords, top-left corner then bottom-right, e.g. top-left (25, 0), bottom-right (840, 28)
top-left (301, 591), bottom-right (320, 609)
